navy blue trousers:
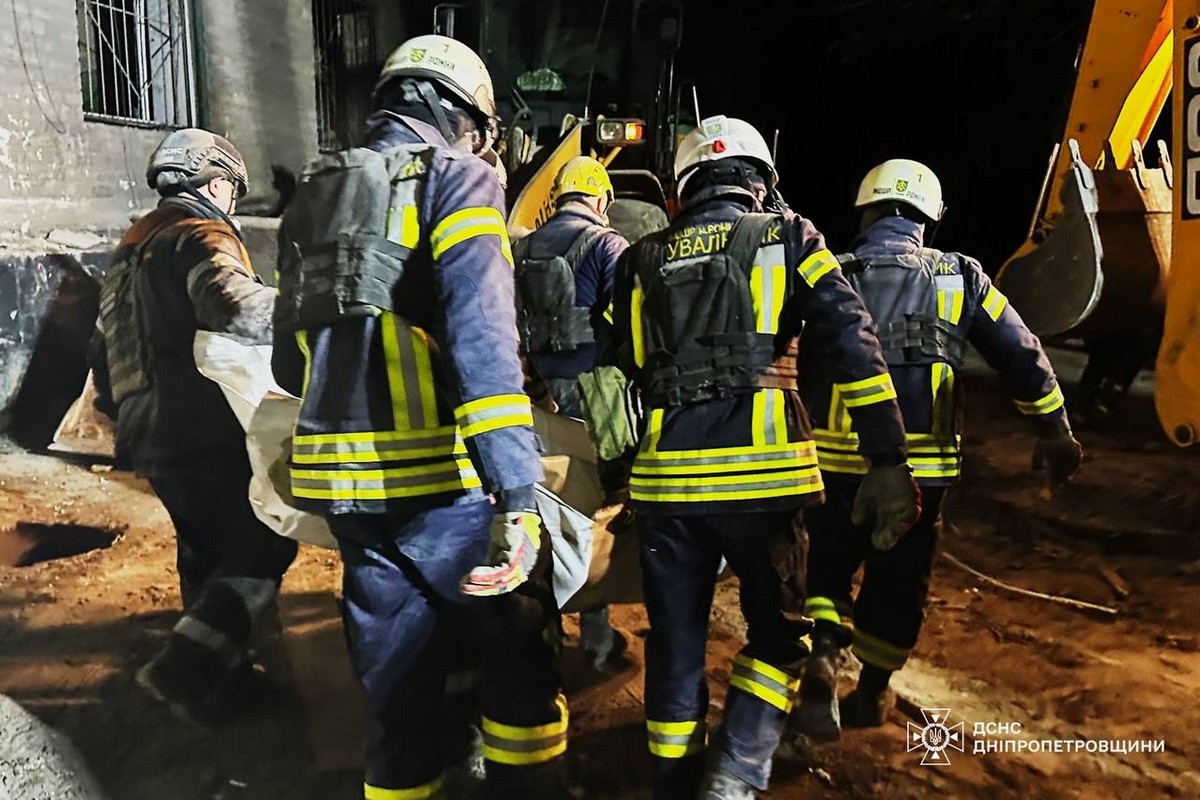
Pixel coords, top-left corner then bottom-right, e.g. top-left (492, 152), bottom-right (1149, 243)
top-left (330, 499), bottom-right (566, 798)
top-left (639, 508), bottom-right (809, 797)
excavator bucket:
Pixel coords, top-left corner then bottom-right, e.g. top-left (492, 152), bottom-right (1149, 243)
top-left (997, 138), bottom-right (1172, 341)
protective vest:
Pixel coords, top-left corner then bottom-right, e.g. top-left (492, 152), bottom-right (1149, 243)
top-left (276, 143), bottom-right (435, 332)
top-left (513, 224), bottom-right (610, 352)
top-left (813, 248), bottom-right (967, 482)
top-left (99, 231), bottom-right (159, 404)
top-left (628, 213), bottom-right (797, 408)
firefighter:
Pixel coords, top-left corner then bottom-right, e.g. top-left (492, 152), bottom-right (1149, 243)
top-left (594, 116), bottom-right (919, 800)
top-left (792, 159), bottom-right (1084, 741)
top-left (514, 155), bottom-right (630, 667)
top-left (271, 35), bottom-right (565, 799)
top-left (90, 129), bottom-right (298, 721)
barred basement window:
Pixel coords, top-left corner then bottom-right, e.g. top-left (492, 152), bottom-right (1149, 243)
top-left (77, 0), bottom-right (198, 128)
top-left (313, 0), bottom-right (379, 152)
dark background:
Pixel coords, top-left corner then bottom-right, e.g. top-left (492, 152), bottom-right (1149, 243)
top-left (672, 0), bottom-right (1097, 271)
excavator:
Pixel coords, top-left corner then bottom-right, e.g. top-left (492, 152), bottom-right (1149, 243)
top-left (995, 0), bottom-right (1200, 446)
top-left (423, 0), bottom-right (684, 238)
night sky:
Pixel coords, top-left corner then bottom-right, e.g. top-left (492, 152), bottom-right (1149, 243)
top-left (672, 0), bottom-right (1100, 271)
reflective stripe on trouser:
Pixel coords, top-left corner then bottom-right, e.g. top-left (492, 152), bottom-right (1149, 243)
top-left (364, 777), bottom-right (443, 799)
top-left (804, 483), bottom-right (948, 675)
top-left (639, 510), bottom-right (808, 796)
top-left (729, 654), bottom-right (800, 713)
top-left (803, 596), bottom-right (852, 630)
top-left (330, 500), bottom-right (565, 795)
top-left (647, 718), bottom-right (707, 759)
top-left (482, 693), bottom-right (568, 765)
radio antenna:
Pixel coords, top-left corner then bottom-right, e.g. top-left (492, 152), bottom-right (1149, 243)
top-left (692, 85), bottom-right (701, 124)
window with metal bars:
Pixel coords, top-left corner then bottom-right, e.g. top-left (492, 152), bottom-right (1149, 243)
top-left (76, 0), bottom-right (198, 128)
top-left (312, 0), bottom-right (379, 152)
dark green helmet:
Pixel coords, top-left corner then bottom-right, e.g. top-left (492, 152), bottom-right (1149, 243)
top-left (146, 128), bottom-right (249, 197)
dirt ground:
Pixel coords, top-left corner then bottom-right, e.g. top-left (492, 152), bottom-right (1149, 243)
top-left (2, 350), bottom-right (1199, 799)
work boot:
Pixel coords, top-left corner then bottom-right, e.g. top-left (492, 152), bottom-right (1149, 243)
top-left (699, 769), bottom-right (757, 800)
top-left (580, 606), bottom-right (625, 668)
top-left (135, 635), bottom-right (229, 726)
top-left (792, 635), bottom-right (842, 742)
top-left (840, 665), bottom-right (894, 729)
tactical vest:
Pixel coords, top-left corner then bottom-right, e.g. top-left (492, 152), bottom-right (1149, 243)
top-left (629, 213), bottom-right (797, 408)
top-left (512, 223), bottom-right (610, 353)
top-left (100, 234), bottom-right (158, 405)
top-left (276, 143), bottom-right (435, 331)
top-left (837, 249), bottom-right (968, 370)
top-left (814, 248), bottom-right (968, 482)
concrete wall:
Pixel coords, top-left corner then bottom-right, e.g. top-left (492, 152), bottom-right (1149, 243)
top-left (0, 0), bottom-right (318, 235)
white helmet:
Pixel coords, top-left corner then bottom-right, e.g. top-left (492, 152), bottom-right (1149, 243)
top-left (375, 35), bottom-right (496, 121)
top-left (674, 115), bottom-right (777, 198)
top-left (855, 159), bottom-right (944, 221)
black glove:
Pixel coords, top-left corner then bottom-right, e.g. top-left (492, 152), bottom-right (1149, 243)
top-left (1032, 432), bottom-right (1083, 488)
top-left (852, 464), bottom-right (922, 551)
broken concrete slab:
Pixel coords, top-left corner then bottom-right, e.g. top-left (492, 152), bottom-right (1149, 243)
top-left (0, 694), bottom-right (106, 799)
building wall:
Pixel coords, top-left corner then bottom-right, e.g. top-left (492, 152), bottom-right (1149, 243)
top-left (0, 0), bottom-right (318, 236)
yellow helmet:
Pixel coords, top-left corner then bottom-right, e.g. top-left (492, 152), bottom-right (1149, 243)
top-left (553, 156), bottom-right (614, 203)
top-left (855, 159), bottom-right (944, 221)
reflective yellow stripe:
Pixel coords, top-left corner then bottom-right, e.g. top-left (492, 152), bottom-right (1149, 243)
top-left (430, 206), bottom-right (513, 265)
top-left (629, 467), bottom-right (823, 503)
top-left (631, 281), bottom-right (646, 368)
top-left (646, 719), bottom-right (707, 759)
top-left (981, 284), bottom-right (1008, 322)
top-left (832, 373), bottom-right (897, 407)
top-left (481, 695), bottom-right (568, 766)
top-left (364, 777), bottom-right (443, 799)
top-left (291, 458), bottom-right (481, 501)
top-left (294, 426), bottom-right (461, 446)
top-left (640, 440), bottom-right (811, 461)
top-left (295, 330), bottom-right (312, 395)
top-left (797, 248), bottom-right (838, 287)
top-left (454, 393), bottom-right (534, 438)
top-left (634, 456), bottom-right (811, 476)
top-left (936, 289), bottom-right (964, 325)
top-left (386, 204), bottom-right (421, 249)
top-left (602, 302), bottom-right (614, 325)
top-left (1015, 385), bottom-right (1065, 416)
top-left (750, 263), bottom-right (787, 333)
top-left (752, 389), bottom-right (788, 447)
top-left (379, 313), bottom-right (437, 431)
top-left (852, 628), bottom-right (911, 671)
top-left (411, 328), bottom-right (439, 424)
top-left (813, 428), bottom-right (962, 479)
top-left (730, 654), bottom-right (799, 713)
top-left (804, 597), bottom-right (843, 626)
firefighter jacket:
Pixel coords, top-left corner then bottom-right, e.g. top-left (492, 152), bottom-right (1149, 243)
top-left (515, 203), bottom-right (628, 381)
top-left (91, 193), bottom-right (275, 477)
top-left (272, 113), bottom-right (543, 515)
top-left (800, 215), bottom-right (1069, 487)
top-left (600, 186), bottom-right (907, 515)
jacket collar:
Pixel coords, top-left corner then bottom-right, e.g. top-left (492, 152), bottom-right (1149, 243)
top-left (364, 111), bottom-right (451, 151)
top-left (852, 214), bottom-right (925, 256)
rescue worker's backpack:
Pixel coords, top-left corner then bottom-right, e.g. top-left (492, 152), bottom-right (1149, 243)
top-left (100, 237), bottom-right (157, 404)
top-left (512, 224), bottom-right (611, 353)
top-left (276, 144), bottom-right (434, 331)
top-left (836, 249), bottom-right (967, 370)
top-left (630, 212), bottom-right (793, 407)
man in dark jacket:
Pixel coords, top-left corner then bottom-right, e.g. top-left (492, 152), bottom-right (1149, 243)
top-left (514, 155), bottom-right (630, 667)
top-left (792, 159), bottom-right (1084, 741)
top-left (92, 128), bottom-right (297, 722)
top-left (597, 116), bottom-right (919, 800)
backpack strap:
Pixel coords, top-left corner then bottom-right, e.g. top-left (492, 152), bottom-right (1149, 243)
top-left (564, 224), bottom-right (614, 270)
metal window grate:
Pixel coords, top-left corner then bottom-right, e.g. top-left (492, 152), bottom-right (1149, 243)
top-left (313, 0), bottom-right (378, 152)
top-left (77, 0), bottom-right (198, 128)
